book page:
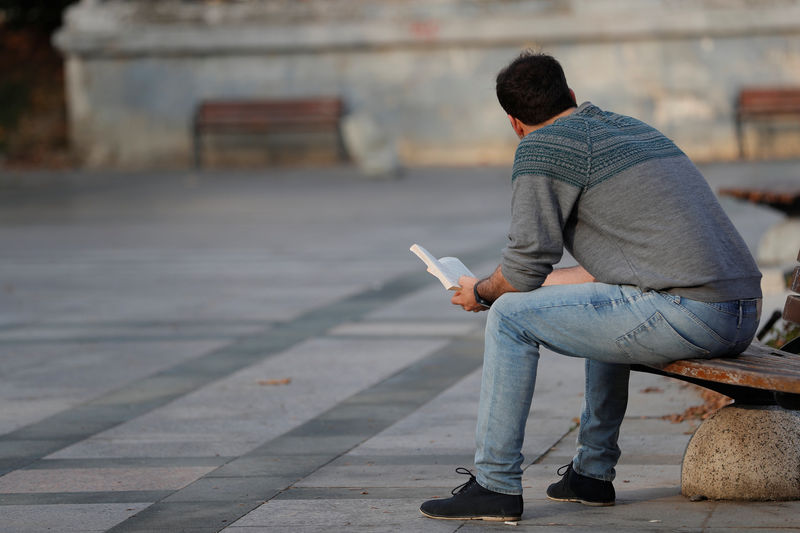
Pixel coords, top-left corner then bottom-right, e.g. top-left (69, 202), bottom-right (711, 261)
top-left (410, 244), bottom-right (475, 291)
top-left (437, 257), bottom-right (475, 289)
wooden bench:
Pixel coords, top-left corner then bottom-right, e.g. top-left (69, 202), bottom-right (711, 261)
top-left (192, 97), bottom-right (346, 168)
top-left (735, 88), bottom-right (800, 159)
top-left (632, 249), bottom-right (800, 500)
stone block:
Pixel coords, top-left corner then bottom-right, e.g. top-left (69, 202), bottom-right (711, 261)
top-left (681, 405), bottom-right (800, 500)
top-left (340, 112), bottom-right (402, 179)
top-left (757, 219), bottom-right (800, 267)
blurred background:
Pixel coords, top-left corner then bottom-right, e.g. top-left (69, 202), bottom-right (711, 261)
top-left (2, 0), bottom-right (800, 171)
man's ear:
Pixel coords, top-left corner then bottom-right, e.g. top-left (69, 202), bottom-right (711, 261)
top-left (569, 89), bottom-right (576, 105)
top-left (508, 115), bottom-right (526, 139)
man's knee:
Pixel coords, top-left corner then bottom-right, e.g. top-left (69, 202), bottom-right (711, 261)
top-left (485, 292), bottom-right (536, 341)
top-left (486, 292), bottom-right (518, 325)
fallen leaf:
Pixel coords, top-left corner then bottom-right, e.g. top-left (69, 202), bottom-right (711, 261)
top-left (640, 386), bottom-right (663, 394)
top-left (662, 386), bottom-right (732, 423)
top-left (258, 378), bottom-right (292, 386)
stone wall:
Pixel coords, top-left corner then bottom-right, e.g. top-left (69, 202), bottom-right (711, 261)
top-left (55, 0), bottom-right (800, 169)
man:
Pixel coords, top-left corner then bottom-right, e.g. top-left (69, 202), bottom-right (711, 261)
top-left (419, 51), bottom-right (762, 522)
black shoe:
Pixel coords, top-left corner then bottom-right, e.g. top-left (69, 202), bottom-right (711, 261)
top-left (419, 467), bottom-right (523, 521)
top-left (546, 463), bottom-right (615, 506)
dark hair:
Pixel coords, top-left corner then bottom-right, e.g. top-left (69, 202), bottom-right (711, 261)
top-left (496, 51), bottom-right (576, 126)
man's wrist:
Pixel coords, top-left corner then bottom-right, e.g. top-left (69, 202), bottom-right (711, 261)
top-left (473, 279), bottom-right (493, 308)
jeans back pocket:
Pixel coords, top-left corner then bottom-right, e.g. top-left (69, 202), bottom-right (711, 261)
top-left (616, 311), bottom-right (711, 364)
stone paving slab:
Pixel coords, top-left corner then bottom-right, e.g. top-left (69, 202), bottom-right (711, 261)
top-left (0, 339), bottom-right (230, 435)
top-left (227, 499), bottom-right (460, 531)
top-left (706, 501), bottom-right (800, 528)
top-left (0, 466), bottom-right (216, 494)
top-left (48, 336), bottom-right (447, 459)
top-left (0, 503), bottom-right (152, 533)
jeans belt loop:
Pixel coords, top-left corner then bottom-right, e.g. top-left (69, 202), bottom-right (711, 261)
top-left (737, 300), bottom-right (743, 329)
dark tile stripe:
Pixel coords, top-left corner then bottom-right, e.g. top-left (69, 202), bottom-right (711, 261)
top-left (0, 491), bottom-right (172, 505)
top-left (21, 457), bottom-right (233, 470)
top-left (0, 334), bottom-right (253, 345)
top-left (273, 487), bottom-right (446, 500)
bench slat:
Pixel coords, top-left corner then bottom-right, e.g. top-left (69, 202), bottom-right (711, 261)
top-left (198, 107), bottom-right (342, 119)
top-left (195, 99), bottom-right (343, 130)
top-left (738, 89), bottom-right (800, 115)
top-left (196, 118), bottom-right (340, 131)
top-left (785, 294), bottom-right (800, 325)
top-left (738, 104), bottom-right (800, 116)
top-left (655, 342), bottom-right (800, 394)
top-left (717, 187), bottom-right (800, 215)
top-left (681, 352), bottom-right (800, 374)
top-left (197, 99), bottom-right (342, 119)
top-left (718, 188), bottom-right (800, 206)
top-left (199, 109), bottom-right (341, 119)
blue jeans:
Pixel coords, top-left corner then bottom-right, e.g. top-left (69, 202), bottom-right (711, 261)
top-left (474, 282), bottom-right (760, 495)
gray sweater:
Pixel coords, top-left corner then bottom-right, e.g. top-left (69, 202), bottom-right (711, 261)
top-left (502, 102), bottom-right (762, 302)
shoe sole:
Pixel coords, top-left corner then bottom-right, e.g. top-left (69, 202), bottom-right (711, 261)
top-left (546, 494), bottom-right (615, 507)
top-left (419, 509), bottom-right (522, 521)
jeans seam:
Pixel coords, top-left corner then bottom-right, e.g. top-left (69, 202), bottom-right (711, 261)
top-left (504, 296), bottom-right (633, 318)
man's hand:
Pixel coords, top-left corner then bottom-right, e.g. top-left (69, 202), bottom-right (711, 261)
top-left (451, 266), bottom-right (518, 312)
top-left (451, 276), bottom-right (487, 312)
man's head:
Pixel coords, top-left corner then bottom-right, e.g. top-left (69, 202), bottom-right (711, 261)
top-left (496, 51), bottom-right (576, 128)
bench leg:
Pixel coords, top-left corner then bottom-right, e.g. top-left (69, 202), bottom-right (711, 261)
top-left (193, 127), bottom-right (203, 170)
top-left (681, 404), bottom-right (800, 500)
top-left (735, 115), bottom-right (745, 159)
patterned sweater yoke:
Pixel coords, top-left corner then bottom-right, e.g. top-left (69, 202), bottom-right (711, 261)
top-left (511, 103), bottom-right (685, 190)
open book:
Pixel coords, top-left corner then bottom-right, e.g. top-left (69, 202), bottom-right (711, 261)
top-left (410, 244), bottom-right (475, 291)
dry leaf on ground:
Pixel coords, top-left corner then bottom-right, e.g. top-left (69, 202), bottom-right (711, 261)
top-left (662, 385), bottom-right (732, 423)
top-left (258, 378), bottom-right (292, 386)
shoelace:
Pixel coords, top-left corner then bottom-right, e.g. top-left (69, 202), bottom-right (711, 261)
top-left (556, 463), bottom-right (572, 477)
top-left (451, 467), bottom-right (477, 495)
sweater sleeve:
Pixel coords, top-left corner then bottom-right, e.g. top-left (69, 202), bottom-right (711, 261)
top-left (501, 174), bottom-right (583, 292)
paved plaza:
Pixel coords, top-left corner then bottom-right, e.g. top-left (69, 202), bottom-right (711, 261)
top-left (0, 162), bottom-right (798, 532)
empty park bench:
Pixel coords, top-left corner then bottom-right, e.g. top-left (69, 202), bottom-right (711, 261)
top-left (632, 248), bottom-right (800, 501)
top-left (735, 87), bottom-right (800, 159)
top-left (192, 97), bottom-right (345, 168)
